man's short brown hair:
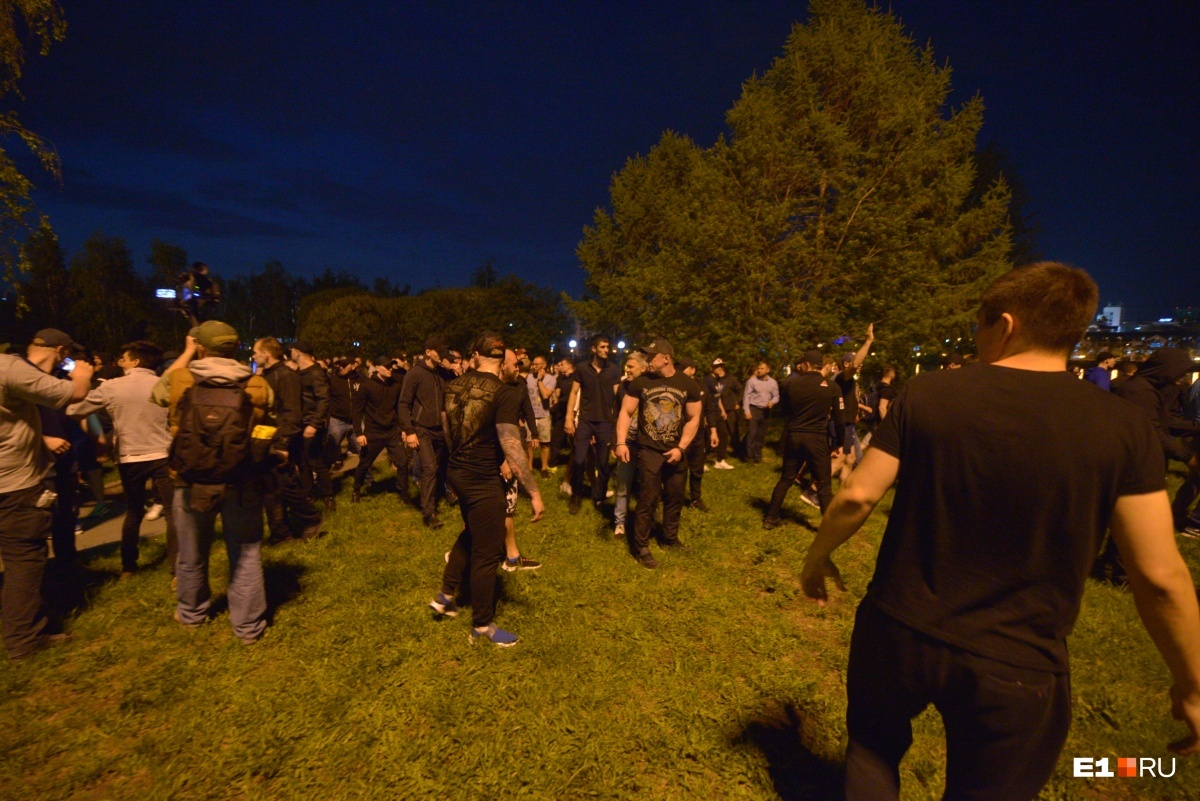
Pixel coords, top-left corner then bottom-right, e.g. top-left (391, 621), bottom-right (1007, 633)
top-left (121, 340), bottom-right (162, 371)
top-left (978, 262), bottom-right (1098, 353)
top-left (255, 337), bottom-right (285, 361)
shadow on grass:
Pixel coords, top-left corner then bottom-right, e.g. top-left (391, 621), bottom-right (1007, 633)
top-left (747, 496), bottom-right (818, 532)
top-left (204, 559), bottom-right (307, 623)
top-left (733, 703), bottom-right (843, 801)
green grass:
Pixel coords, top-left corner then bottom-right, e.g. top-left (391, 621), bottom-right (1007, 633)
top-left (2, 448), bottom-right (1199, 800)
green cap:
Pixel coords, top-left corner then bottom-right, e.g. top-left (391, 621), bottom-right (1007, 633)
top-left (189, 320), bottom-right (239, 355)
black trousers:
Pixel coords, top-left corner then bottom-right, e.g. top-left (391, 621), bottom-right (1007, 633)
top-left (633, 448), bottom-right (686, 552)
top-left (766, 431), bottom-right (833, 519)
top-left (685, 438), bottom-right (706, 503)
top-left (296, 429), bottom-right (333, 499)
top-left (441, 472), bottom-right (507, 628)
top-left (845, 600), bottom-right (1070, 801)
top-left (549, 409), bottom-right (569, 467)
top-left (354, 429), bottom-right (411, 494)
top-left (263, 459), bottom-right (322, 538)
top-left (414, 428), bottom-right (447, 517)
top-left (0, 484), bottom-right (53, 657)
top-left (713, 416), bottom-right (731, 461)
top-left (117, 458), bottom-right (177, 573)
top-left (746, 406), bottom-right (768, 462)
top-left (50, 462), bottom-right (79, 563)
top-left (726, 410), bottom-right (744, 458)
top-left (572, 419), bottom-right (614, 502)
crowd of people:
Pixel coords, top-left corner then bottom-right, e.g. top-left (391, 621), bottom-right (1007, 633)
top-left (2, 261), bottom-right (1200, 799)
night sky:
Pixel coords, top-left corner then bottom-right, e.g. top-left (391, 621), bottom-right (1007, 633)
top-left (15, 1), bottom-right (1200, 320)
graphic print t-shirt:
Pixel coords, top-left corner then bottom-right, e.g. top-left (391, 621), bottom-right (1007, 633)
top-left (444, 370), bottom-right (523, 484)
top-left (628, 372), bottom-right (701, 452)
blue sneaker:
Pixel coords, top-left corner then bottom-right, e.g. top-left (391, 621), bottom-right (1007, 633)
top-left (429, 593), bottom-right (458, 618)
top-left (469, 624), bottom-right (519, 647)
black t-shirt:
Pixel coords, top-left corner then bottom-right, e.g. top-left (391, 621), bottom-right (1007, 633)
top-left (867, 365), bottom-right (1165, 673)
top-left (628, 371), bottom-right (702, 451)
top-left (834, 370), bottom-right (857, 424)
top-left (779, 371), bottom-right (841, 434)
top-left (574, 360), bottom-right (622, 422)
top-left (553, 372), bottom-right (576, 415)
top-left (444, 370), bottom-right (523, 484)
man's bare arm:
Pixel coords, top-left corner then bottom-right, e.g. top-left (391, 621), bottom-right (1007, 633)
top-left (565, 383), bottom-right (581, 433)
top-left (801, 447), bottom-right (899, 604)
top-left (1109, 491), bottom-right (1200, 755)
top-left (497, 423), bottom-right (540, 497)
top-left (676, 400), bottom-right (703, 451)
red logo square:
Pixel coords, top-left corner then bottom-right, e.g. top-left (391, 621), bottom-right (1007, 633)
top-left (1117, 757), bottom-right (1137, 777)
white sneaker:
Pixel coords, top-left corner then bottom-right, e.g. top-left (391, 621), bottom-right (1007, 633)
top-left (714, 460), bottom-right (735, 470)
top-left (145, 503), bottom-right (164, 521)
top-left (606, 489), bottom-right (615, 498)
top-left (614, 523), bottom-right (626, 537)
top-left (559, 481), bottom-right (572, 496)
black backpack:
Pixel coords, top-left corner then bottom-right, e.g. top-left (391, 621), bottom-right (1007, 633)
top-left (169, 379), bottom-right (256, 484)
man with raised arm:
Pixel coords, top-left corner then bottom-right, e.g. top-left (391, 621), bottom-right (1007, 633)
top-left (800, 262), bottom-right (1200, 800)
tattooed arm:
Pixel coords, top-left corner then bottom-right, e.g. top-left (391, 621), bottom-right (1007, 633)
top-left (497, 422), bottom-right (545, 521)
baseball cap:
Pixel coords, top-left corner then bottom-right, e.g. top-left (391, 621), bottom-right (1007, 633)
top-left (800, 348), bottom-right (824, 366)
top-left (424, 337), bottom-right (451, 360)
top-left (292, 340), bottom-right (315, 357)
top-left (637, 338), bottom-right (675, 357)
top-left (711, 358), bottom-right (725, 367)
top-left (189, 320), bottom-right (239, 356)
top-left (842, 352), bottom-right (855, 364)
top-left (31, 328), bottom-right (79, 350)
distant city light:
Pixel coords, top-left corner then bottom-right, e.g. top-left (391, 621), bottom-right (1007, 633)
top-left (1158, 317), bottom-right (1174, 323)
top-left (353, 341), bottom-right (360, 347)
top-left (568, 339), bottom-right (578, 349)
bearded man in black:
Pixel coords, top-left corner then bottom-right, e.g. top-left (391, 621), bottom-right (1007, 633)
top-left (428, 333), bottom-right (544, 647)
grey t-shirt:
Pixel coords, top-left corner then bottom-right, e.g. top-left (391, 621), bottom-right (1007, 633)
top-left (0, 354), bottom-right (75, 493)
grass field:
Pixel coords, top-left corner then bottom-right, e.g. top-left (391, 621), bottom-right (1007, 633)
top-left (2, 444), bottom-right (1199, 800)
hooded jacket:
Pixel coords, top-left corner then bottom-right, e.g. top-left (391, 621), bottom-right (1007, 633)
top-left (1114, 348), bottom-right (1198, 462)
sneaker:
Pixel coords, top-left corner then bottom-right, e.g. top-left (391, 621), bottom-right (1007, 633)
top-left (501, 554), bottom-right (542, 572)
top-left (614, 523), bottom-right (626, 538)
top-left (470, 624), bottom-right (519, 647)
top-left (762, 516), bottom-right (781, 530)
top-left (713, 460), bottom-right (734, 470)
top-left (144, 503), bottom-right (164, 521)
top-left (429, 592), bottom-right (459, 618)
top-left (800, 489), bottom-right (820, 509)
top-left (637, 550), bottom-right (658, 570)
top-left (559, 481), bottom-right (573, 497)
top-left (300, 521), bottom-right (323, 541)
top-left (1181, 525), bottom-right (1200, 540)
top-left (569, 495), bottom-right (582, 515)
top-left (74, 523), bottom-right (83, 536)
top-left (424, 514), bottom-right (444, 530)
top-left (351, 491), bottom-right (361, 504)
top-left (689, 499), bottom-right (710, 513)
top-left (606, 489), bottom-right (615, 499)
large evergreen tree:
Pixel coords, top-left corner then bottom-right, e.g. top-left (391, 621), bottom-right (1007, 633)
top-left (576, 0), bottom-right (1014, 371)
top-left (67, 232), bottom-right (151, 351)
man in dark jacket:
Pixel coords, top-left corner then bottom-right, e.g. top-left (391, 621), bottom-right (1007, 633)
top-left (253, 337), bottom-right (322, 543)
top-left (352, 356), bottom-right (410, 505)
top-left (399, 338), bottom-right (451, 529)
top-left (326, 358), bottom-right (360, 469)
top-left (291, 342), bottom-right (333, 512)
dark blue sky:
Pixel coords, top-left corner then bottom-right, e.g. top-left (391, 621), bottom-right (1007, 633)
top-left (15, 1), bottom-right (1200, 319)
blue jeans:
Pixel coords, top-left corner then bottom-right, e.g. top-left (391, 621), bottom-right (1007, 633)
top-left (613, 448), bottom-right (637, 527)
top-left (327, 417), bottom-right (359, 456)
top-left (173, 483), bottom-right (267, 642)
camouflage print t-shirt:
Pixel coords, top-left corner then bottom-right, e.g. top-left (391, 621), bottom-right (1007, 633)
top-left (444, 369), bottom-right (523, 481)
top-left (627, 371), bottom-right (701, 453)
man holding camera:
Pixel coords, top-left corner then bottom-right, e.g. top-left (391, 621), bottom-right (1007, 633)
top-left (1, 329), bottom-right (94, 660)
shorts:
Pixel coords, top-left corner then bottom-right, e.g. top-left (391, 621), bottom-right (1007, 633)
top-left (505, 476), bottom-right (519, 516)
top-left (535, 416), bottom-right (551, 442)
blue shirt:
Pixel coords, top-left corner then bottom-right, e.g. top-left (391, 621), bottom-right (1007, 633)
top-left (744, 375), bottom-right (779, 409)
top-left (1083, 366), bottom-right (1111, 392)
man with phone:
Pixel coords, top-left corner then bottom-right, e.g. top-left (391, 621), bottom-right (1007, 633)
top-left (2, 329), bottom-right (93, 660)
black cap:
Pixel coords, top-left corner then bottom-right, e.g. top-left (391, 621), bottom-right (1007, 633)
top-left (31, 328), bottom-right (79, 350)
top-left (292, 340), bottom-right (315, 357)
top-left (800, 348), bottom-right (824, 366)
top-left (424, 337), bottom-right (451, 360)
top-left (637, 338), bottom-right (674, 357)
top-left (676, 356), bottom-right (696, 370)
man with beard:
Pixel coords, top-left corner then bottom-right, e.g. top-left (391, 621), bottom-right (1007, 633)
top-left (351, 356), bottom-right (409, 505)
top-left (565, 335), bottom-right (621, 514)
top-left (428, 333), bottom-right (544, 647)
top-left (677, 357), bottom-right (720, 512)
top-left (615, 339), bottom-right (702, 570)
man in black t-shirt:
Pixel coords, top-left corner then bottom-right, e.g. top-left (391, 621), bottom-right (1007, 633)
top-left (614, 338), bottom-right (702, 570)
top-left (763, 349), bottom-right (841, 528)
top-left (833, 325), bottom-right (873, 479)
top-left (800, 263), bottom-right (1200, 800)
top-left (678, 357), bottom-right (719, 512)
top-left (428, 332), bottom-right (544, 647)
top-left (565, 335), bottom-right (622, 514)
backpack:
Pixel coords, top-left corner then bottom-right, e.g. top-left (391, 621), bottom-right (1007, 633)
top-left (863, 384), bottom-right (883, 423)
top-left (169, 379), bottom-right (256, 484)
